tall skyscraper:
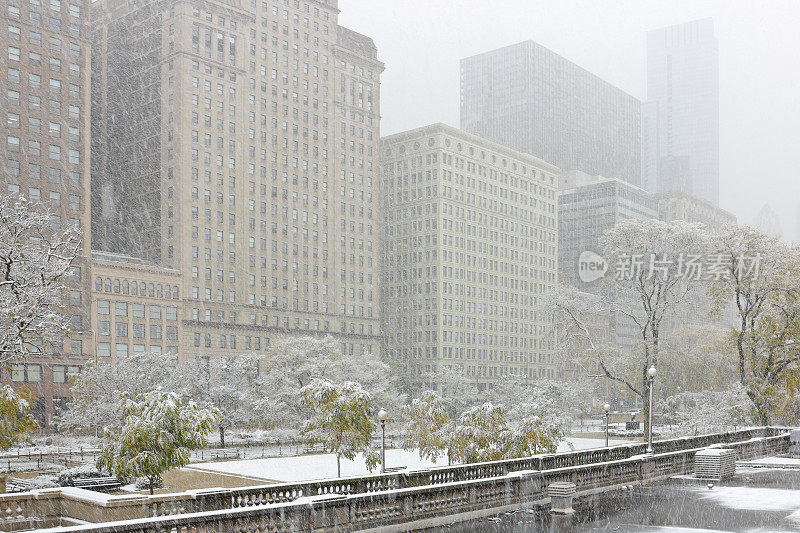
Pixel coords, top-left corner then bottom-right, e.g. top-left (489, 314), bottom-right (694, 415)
top-left (558, 171), bottom-right (658, 288)
top-left (461, 40), bottom-right (641, 186)
top-left (380, 123), bottom-right (559, 391)
top-left (91, 0), bottom-right (383, 359)
top-left (644, 19), bottom-right (719, 205)
top-left (1, 0), bottom-right (93, 424)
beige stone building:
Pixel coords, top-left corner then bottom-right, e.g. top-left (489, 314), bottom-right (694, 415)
top-left (1, 0), bottom-right (93, 424)
top-left (654, 190), bottom-right (736, 233)
top-left (90, 0), bottom-right (383, 359)
top-left (91, 251), bottom-right (184, 361)
top-left (380, 124), bottom-right (559, 391)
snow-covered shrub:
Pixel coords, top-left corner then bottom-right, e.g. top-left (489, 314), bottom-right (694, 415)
top-left (27, 475), bottom-right (59, 490)
top-left (135, 476), bottom-right (163, 491)
top-left (57, 464), bottom-right (109, 486)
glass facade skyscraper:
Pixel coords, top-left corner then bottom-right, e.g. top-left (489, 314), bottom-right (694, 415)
top-left (460, 40), bottom-right (641, 186)
top-left (644, 19), bottom-right (719, 205)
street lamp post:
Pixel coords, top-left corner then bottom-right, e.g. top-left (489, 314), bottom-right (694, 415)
top-left (603, 402), bottom-right (611, 447)
top-left (378, 408), bottom-right (388, 473)
top-left (646, 366), bottom-right (657, 454)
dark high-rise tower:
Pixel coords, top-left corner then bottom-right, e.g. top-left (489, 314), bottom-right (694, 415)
top-left (644, 19), bottom-right (719, 205)
top-left (460, 40), bottom-right (641, 185)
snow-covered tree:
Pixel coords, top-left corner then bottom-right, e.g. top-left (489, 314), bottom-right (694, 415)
top-left (176, 353), bottom-right (261, 448)
top-left (658, 325), bottom-right (738, 394)
top-left (97, 389), bottom-right (217, 494)
top-left (449, 402), bottom-right (511, 463)
top-left (658, 383), bottom-right (752, 436)
top-left (0, 385), bottom-right (37, 450)
top-left (300, 378), bottom-right (378, 477)
top-left (710, 225), bottom-right (800, 424)
top-left (417, 365), bottom-right (481, 418)
top-left (402, 390), bottom-right (453, 464)
top-left (257, 336), bottom-right (403, 432)
top-left (0, 195), bottom-right (81, 364)
top-left (58, 352), bottom-right (177, 431)
top-left (489, 380), bottom-right (578, 454)
top-left (551, 220), bottom-right (709, 437)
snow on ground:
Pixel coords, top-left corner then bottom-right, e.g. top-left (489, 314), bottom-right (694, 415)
top-left (187, 437), bottom-right (632, 483)
top-left (637, 526), bottom-right (725, 533)
top-left (695, 486), bottom-right (800, 512)
top-left (560, 437), bottom-right (630, 452)
top-left (747, 457), bottom-right (800, 466)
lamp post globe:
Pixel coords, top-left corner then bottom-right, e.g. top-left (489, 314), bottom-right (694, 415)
top-left (603, 403), bottom-right (610, 412)
top-left (378, 408), bottom-right (388, 422)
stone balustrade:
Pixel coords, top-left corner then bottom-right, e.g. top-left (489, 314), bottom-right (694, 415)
top-left (9, 427), bottom-right (791, 532)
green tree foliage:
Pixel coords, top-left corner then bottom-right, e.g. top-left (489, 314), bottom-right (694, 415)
top-left (0, 385), bottom-right (37, 450)
top-left (97, 389), bottom-right (217, 494)
top-left (402, 390), bottom-right (453, 464)
top-left (300, 378), bottom-right (378, 477)
top-left (710, 225), bottom-right (800, 424)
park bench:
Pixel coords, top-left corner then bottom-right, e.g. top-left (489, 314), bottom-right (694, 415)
top-left (207, 450), bottom-right (240, 460)
top-left (384, 466), bottom-right (406, 473)
top-left (303, 444), bottom-right (325, 454)
top-left (72, 476), bottom-right (121, 492)
top-left (5, 477), bottom-right (34, 492)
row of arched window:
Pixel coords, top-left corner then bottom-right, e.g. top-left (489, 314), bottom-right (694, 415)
top-left (95, 277), bottom-right (180, 300)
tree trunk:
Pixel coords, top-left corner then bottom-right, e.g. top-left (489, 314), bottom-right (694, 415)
top-left (219, 425), bottom-right (225, 449)
top-left (149, 477), bottom-right (154, 495)
top-left (336, 454), bottom-right (341, 478)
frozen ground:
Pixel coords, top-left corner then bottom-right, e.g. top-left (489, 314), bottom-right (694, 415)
top-left (186, 437), bottom-right (630, 483)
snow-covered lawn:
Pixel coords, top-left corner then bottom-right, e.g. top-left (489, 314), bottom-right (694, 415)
top-left (186, 437), bottom-right (632, 483)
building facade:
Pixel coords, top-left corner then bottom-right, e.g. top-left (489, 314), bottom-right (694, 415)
top-left (558, 172), bottom-right (658, 288)
top-left (644, 19), bottom-right (719, 205)
top-left (654, 191), bottom-right (736, 233)
top-left (380, 123), bottom-right (559, 391)
top-left (1, 0), bottom-right (94, 424)
top-left (91, 251), bottom-right (184, 362)
top-left (90, 0), bottom-right (383, 359)
top-left (460, 40), bottom-right (641, 186)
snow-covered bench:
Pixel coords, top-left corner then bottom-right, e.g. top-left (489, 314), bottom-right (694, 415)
top-left (72, 476), bottom-right (121, 492)
top-left (5, 477), bottom-right (34, 492)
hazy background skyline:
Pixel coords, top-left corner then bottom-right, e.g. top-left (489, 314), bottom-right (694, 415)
top-left (339, 0), bottom-right (800, 240)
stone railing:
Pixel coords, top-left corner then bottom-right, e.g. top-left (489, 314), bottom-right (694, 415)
top-left (29, 429), bottom-right (791, 533)
top-left (9, 427), bottom-right (790, 532)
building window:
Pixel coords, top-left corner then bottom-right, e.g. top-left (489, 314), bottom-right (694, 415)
top-left (97, 342), bottom-right (111, 357)
top-left (11, 364), bottom-right (25, 382)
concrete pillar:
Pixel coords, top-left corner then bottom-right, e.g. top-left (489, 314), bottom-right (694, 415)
top-left (789, 429), bottom-right (800, 455)
top-left (547, 481), bottom-right (576, 514)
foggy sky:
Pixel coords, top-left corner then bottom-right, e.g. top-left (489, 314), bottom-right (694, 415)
top-left (339, 0), bottom-right (800, 240)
